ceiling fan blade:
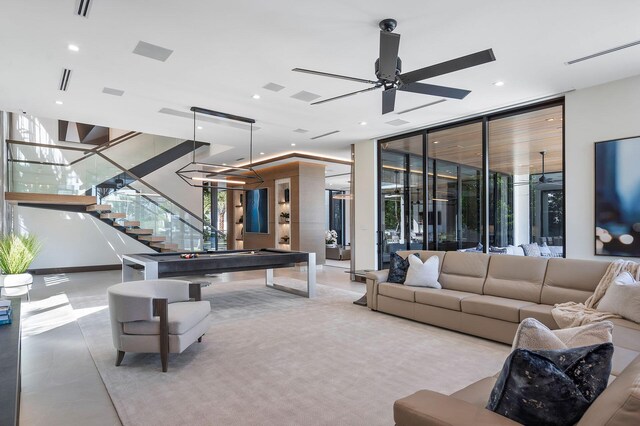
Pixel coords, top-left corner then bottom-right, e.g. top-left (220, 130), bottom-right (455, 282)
top-left (382, 88), bottom-right (397, 114)
top-left (379, 31), bottom-right (401, 81)
top-left (311, 86), bottom-right (380, 106)
top-left (399, 82), bottom-right (471, 99)
top-left (399, 48), bottom-right (496, 84)
top-left (292, 68), bottom-right (377, 85)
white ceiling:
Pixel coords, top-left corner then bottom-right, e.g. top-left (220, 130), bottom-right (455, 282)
top-left (2, 0), bottom-right (640, 165)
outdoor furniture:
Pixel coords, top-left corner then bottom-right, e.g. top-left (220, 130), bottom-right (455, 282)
top-left (326, 245), bottom-right (351, 261)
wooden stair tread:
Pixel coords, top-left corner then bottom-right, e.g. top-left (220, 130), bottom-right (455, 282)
top-left (100, 213), bottom-right (126, 219)
top-left (123, 221), bottom-right (140, 227)
top-left (5, 192), bottom-right (96, 206)
top-left (125, 228), bottom-right (153, 235)
top-left (150, 243), bottom-right (178, 249)
top-left (138, 235), bottom-right (166, 242)
top-left (86, 204), bottom-right (112, 212)
top-left (160, 248), bottom-right (177, 253)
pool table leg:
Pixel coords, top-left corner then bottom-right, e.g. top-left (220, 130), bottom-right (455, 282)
top-left (307, 253), bottom-right (316, 298)
top-left (265, 268), bottom-right (274, 286)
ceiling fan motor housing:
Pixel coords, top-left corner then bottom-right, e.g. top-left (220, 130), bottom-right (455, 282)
top-left (375, 57), bottom-right (402, 82)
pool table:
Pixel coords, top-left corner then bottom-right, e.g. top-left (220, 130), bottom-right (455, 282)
top-left (121, 248), bottom-right (316, 298)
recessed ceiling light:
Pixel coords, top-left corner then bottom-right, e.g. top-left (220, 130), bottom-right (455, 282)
top-left (291, 143), bottom-right (296, 146)
top-left (546, 118), bottom-right (555, 122)
top-left (68, 44), bottom-right (79, 52)
top-left (197, 126), bottom-right (203, 130)
top-left (359, 121), bottom-right (367, 126)
top-left (252, 94), bottom-right (261, 100)
top-left (222, 163), bottom-right (227, 166)
top-left (433, 141), bottom-right (439, 144)
top-left (493, 81), bottom-right (505, 87)
top-left (260, 152), bottom-right (265, 155)
top-left (55, 100), bottom-right (63, 105)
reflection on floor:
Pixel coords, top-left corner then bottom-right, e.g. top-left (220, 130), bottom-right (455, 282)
top-left (19, 266), bottom-right (365, 426)
top-left (324, 259), bottom-right (351, 269)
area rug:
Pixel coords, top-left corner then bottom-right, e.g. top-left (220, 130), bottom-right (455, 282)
top-left (68, 278), bottom-right (510, 426)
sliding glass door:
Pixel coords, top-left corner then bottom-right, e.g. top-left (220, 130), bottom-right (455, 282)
top-left (378, 99), bottom-right (565, 266)
top-left (379, 135), bottom-right (425, 266)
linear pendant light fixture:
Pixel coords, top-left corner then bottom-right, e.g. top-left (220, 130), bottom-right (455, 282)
top-left (175, 106), bottom-right (263, 190)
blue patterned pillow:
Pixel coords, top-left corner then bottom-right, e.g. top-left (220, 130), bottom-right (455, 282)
top-left (487, 343), bottom-right (613, 426)
top-left (387, 252), bottom-right (419, 284)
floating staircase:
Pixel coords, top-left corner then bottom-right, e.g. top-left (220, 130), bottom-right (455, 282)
top-left (86, 203), bottom-right (177, 252)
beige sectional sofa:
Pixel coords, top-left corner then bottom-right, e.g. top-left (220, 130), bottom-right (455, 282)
top-left (366, 250), bottom-right (640, 425)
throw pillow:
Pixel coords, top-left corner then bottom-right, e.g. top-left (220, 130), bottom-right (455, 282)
top-left (386, 252), bottom-right (418, 284)
top-left (512, 318), bottom-right (613, 351)
top-left (539, 242), bottom-right (553, 257)
top-left (403, 255), bottom-right (441, 288)
top-left (487, 343), bottom-right (614, 426)
top-left (520, 242), bottom-right (541, 257)
top-left (597, 272), bottom-right (640, 323)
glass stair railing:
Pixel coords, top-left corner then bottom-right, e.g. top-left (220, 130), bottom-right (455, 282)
top-left (98, 185), bottom-right (205, 251)
top-left (8, 133), bottom-right (215, 252)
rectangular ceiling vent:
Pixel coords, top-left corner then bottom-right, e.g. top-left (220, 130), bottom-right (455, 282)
top-left (311, 130), bottom-right (340, 140)
top-left (567, 39), bottom-right (640, 65)
top-left (397, 99), bottom-right (447, 115)
top-left (75, 0), bottom-right (92, 17)
top-left (59, 68), bottom-right (72, 91)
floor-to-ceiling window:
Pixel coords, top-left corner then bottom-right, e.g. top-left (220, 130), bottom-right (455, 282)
top-left (377, 100), bottom-right (564, 266)
top-left (379, 134), bottom-right (425, 265)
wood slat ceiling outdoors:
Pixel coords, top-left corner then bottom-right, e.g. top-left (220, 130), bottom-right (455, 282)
top-left (383, 105), bottom-right (564, 176)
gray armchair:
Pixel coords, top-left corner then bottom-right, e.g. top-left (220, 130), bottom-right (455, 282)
top-left (107, 279), bottom-right (211, 372)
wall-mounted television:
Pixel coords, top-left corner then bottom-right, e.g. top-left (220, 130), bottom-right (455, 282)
top-left (245, 188), bottom-right (269, 234)
top-left (595, 136), bottom-right (640, 257)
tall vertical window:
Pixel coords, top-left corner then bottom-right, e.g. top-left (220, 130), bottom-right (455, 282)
top-left (377, 100), bottom-right (564, 266)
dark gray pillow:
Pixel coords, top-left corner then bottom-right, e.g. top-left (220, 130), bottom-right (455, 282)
top-left (487, 343), bottom-right (613, 426)
top-left (387, 252), bottom-right (419, 284)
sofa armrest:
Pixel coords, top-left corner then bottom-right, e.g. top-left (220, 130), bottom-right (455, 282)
top-left (366, 269), bottom-right (389, 282)
top-left (365, 270), bottom-right (388, 311)
top-left (394, 390), bottom-right (520, 426)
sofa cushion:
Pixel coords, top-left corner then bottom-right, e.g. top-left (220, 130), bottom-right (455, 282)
top-left (609, 317), bottom-right (640, 352)
top-left (541, 258), bottom-right (610, 305)
top-left (439, 252), bottom-right (490, 294)
top-left (404, 255), bottom-right (441, 288)
top-left (396, 249), bottom-right (445, 266)
top-left (487, 343), bottom-right (614, 426)
top-left (520, 242), bottom-right (541, 257)
top-left (519, 304), bottom-right (558, 329)
top-left (451, 377), bottom-right (497, 407)
top-left (123, 300), bottom-right (211, 335)
top-left (414, 288), bottom-right (475, 311)
top-left (577, 353), bottom-right (640, 425)
top-left (483, 255), bottom-right (548, 303)
top-left (461, 295), bottom-right (536, 322)
top-left (378, 282), bottom-right (415, 302)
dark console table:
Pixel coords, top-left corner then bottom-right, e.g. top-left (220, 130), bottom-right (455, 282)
top-left (0, 298), bottom-right (21, 426)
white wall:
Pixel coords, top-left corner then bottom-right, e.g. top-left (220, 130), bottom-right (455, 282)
top-left (13, 205), bottom-right (154, 269)
top-left (132, 151), bottom-right (203, 220)
top-left (565, 74), bottom-right (640, 261)
top-left (353, 140), bottom-right (377, 270)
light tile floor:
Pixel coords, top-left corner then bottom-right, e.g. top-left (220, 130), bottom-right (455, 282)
top-left (19, 266), bottom-right (365, 425)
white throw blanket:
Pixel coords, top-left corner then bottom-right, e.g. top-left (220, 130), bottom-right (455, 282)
top-left (551, 259), bottom-right (640, 328)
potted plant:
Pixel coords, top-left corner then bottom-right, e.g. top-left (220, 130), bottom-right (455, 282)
top-left (325, 230), bottom-right (338, 248)
top-left (280, 211), bottom-right (290, 223)
top-left (0, 234), bottom-right (41, 300)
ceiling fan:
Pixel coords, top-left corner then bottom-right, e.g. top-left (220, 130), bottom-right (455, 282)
top-left (514, 151), bottom-right (561, 186)
top-left (292, 18), bottom-right (496, 114)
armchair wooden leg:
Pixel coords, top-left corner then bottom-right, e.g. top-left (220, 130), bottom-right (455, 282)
top-left (116, 350), bottom-right (125, 366)
top-left (153, 298), bottom-right (169, 372)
